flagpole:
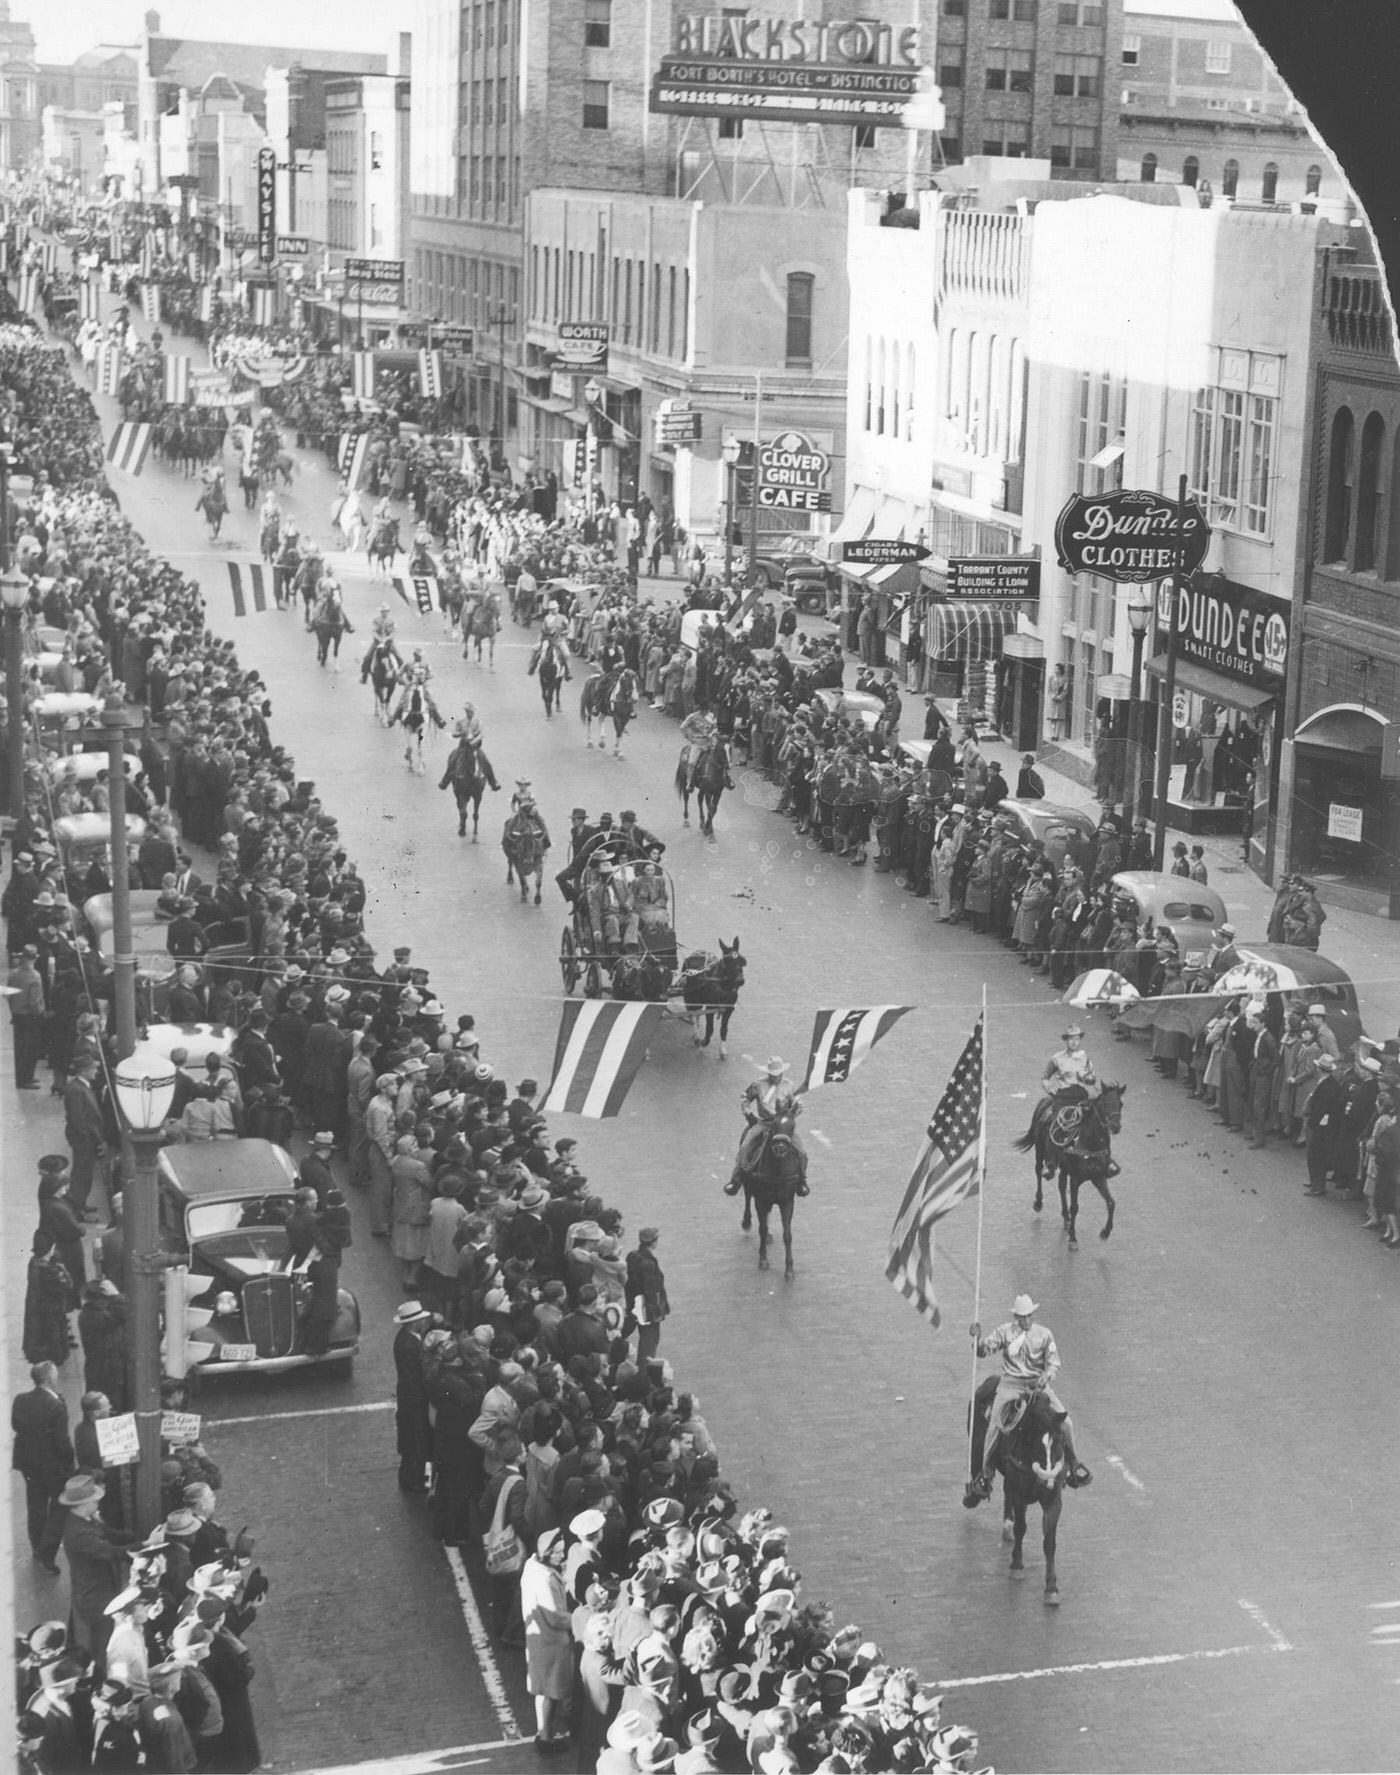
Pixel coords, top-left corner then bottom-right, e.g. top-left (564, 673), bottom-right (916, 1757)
top-left (966, 985), bottom-right (988, 1481)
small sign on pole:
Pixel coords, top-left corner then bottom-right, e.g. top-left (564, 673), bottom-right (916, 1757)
top-left (95, 1413), bottom-right (142, 1467)
top-left (160, 1411), bottom-right (203, 1446)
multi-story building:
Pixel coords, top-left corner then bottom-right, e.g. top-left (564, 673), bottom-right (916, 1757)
top-left (1117, 2), bottom-right (1347, 211)
top-left (325, 73), bottom-right (412, 268)
top-left (0, 0), bottom-right (38, 174)
top-left (39, 47), bottom-right (139, 190)
top-left (1281, 233), bottom-right (1400, 917)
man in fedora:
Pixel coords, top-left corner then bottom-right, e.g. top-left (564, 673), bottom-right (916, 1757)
top-left (392, 1301), bottom-right (434, 1493)
top-left (60, 1472), bottom-right (134, 1659)
top-left (11, 1360), bottom-right (74, 1569)
top-left (965, 1294), bottom-right (1091, 1502)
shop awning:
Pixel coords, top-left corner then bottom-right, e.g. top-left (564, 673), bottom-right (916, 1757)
top-left (825, 486), bottom-right (879, 558)
top-left (1145, 655), bottom-right (1275, 713)
top-left (1293, 705), bottom-right (1386, 753)
top-left (928, 601), bottom-right (1015, 662)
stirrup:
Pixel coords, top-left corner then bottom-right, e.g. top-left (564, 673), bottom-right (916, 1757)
top-left (1066, 1464), bottom-right (1092, 1489)
top-left (962, 1477), bottom-right (990, 1508)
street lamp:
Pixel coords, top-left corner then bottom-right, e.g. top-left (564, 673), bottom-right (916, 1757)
top-left (2, 561), bottom-right (27, 821)
top-left (721, 436), bottom-right (741, 588)
top-left (112, 1046), bottom-right (177, 1537)
top-left (1125, 585), bottom-right (1154, 827)
top-left (491, 302), bottom-right (510, 472)
top-left (100, 693), bottom-right (141, 1062)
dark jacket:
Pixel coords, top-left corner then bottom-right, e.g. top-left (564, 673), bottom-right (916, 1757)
top-left (626, 1245), bottom-right (670, 1323)
top-left (11, 1384), bottom-right (74, 1487)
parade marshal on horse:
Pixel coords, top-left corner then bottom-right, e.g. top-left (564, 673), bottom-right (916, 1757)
top-left (964, 1293), bottom-right (1092, 1507)
top-left (728, 1056), bottom-right (810, 1194)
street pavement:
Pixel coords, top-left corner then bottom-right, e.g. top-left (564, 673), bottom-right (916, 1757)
top-left (6, 317), bottom-right (1400, 1774)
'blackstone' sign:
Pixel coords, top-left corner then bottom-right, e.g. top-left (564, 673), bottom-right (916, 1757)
top-left (1156, 576), bottom-right (1290, 688)
top-left (1054, 489), bottom-right (1210, 584)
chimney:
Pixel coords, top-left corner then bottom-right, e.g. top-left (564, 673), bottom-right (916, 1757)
top-left (145, 10), bottom-right (161, 33)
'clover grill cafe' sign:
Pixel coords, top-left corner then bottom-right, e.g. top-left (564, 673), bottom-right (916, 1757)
top-left (1054, 489), bottom-right (1210, 584)
top-left (758, 430), bottom-right (831, 513)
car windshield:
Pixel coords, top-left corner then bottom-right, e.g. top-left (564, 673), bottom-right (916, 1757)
top-left (187, 1194), bottom-right (296, 1244)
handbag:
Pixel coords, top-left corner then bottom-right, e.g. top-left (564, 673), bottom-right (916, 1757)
top-left (482, 1472), bottom-right (524, 1576)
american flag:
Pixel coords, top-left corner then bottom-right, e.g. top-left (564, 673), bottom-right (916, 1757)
top-left (541, 1000), bottom-right (665, 1118)
top-left (142, 280), bottom-right (160, 324)
top-left (351, 351), bottom-right (376, 401)
top-left (198, 282), bottom-right (214, 325)
top-left (418, 347), bottom-right (443, 399)
top-left (98, 342), bottom-right (123, 397)
top-left (79, 279), bottom-right (101, 322)
top-left (885, 1017), bottom-right (984, 1329)
top-left (799, 1006), bottom-right (913, 1094)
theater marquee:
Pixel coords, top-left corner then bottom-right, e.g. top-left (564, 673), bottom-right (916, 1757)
top-left (650, 13), bottom-right (923, 125)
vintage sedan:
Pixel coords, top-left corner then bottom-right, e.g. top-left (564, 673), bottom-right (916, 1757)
top-left (812, 685), bottom-right (886, 733)
top-left (158, 1139), bottom-right (359, 1377)
top-left (1110, 870), bottom-right (1230, 966)
top-left (997, 799), bottom-right (1098, 875)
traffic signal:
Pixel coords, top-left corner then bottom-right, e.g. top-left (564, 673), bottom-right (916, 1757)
top-left (162, 1267), bottom-right (215, 1379)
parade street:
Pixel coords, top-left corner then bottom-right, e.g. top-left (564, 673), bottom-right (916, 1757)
top-left (5, 363), bottom-right (1392, 1775)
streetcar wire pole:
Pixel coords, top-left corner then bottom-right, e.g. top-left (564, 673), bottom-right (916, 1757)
top-left (965, 984), bottom-right (988, 1483)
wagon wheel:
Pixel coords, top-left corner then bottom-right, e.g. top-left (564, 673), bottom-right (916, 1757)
top-left (560, 926), bottom-right (580, 992)
top-left (583, 959), bottom-right (604, 999)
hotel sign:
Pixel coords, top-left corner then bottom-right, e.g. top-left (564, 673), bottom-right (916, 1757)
top-left (1054, 489), bottom-right (1210, 583)
top-left (651, 14), bottom-right (922, 125)
top-left (256, 147), bottom-right (275, 266)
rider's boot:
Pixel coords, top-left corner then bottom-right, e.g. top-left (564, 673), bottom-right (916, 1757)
top-left (1060, 1419), bottom-right (1092, 1488)
top-left (723, 1168), bottom-right (742, 1197)
top-left (962, 1471), bottom-right (993, 1508)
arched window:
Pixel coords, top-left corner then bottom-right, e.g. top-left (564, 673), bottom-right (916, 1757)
top-left (1323, 406), bottom-right (1355, 562)
top-left (904, 343), bottom-right (916, 441)
top-left (968, 331), bottom-right (990, 454)
top-left (1261, 161), bottom-right (1279, 203)
top-left (1354, 411), bottom-right (1385, 572)
top-left (1140, 152), bottom-right (1157, 183)
top-left (1182, 155), bottom-right (1199, 188)
top-left (1222, 159), bottom-right (1239, 198)
top-left (989, 335), bottom-right (1009, 457)
top-left (1385, 438), bottom-right (1400, 580)
top-left (1007, 339), bottom-right (1026, 463)
top-left (1305, 164), bottom-right (1322, 196)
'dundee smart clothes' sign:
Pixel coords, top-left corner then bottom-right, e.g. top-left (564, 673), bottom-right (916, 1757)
top-left (1054, 489), bottom-right (1210, 584)
top-left (256, 147), bottom-right (276, 267)
top-left (1155, 575), bottom-right (1290, 688)
top-left (757, 429), bottom-right (831, 513)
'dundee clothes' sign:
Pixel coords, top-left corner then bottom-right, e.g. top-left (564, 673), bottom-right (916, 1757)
top-left (256, 148), bottom-right (276, 267)
top-left (651, 14), bottom-right (922, 125)
top-left (1054, 489), bottom-right (1210, 584)
top-left (758, 430), bottom-right (831, 513)
top-left (1155, 575), bottom-right (1289, 689)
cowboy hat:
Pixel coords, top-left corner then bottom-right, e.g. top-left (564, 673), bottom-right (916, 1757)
top-left (762, 1056), bottom-right (789, 1075)
top-left (1010, 1293), bottom-right (1039, 1317)
top-left (1061, 1024), bottom-right (1085, 1040)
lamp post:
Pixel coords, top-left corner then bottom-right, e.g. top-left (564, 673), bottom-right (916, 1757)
top-left (1151, 475), bottom-right (1190, 870)
top-left (721, 435), bottom-right (741, 588)
top-left (112, 1047), bottom-right (177, 1536)
top-left (491, 301), bottom-right (509, 472)
top-left (1, 436), bottom-right (27, 821)
top-left (100, 693), bottom-right (141, 1062)
top-left (1125, 584), bottom-right (1154, 827)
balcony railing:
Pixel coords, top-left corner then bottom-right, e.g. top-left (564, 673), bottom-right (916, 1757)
top-left (935, 210), bottom-right (1031, 312)
top-left (1322, 263), bottom-right (1394, 357)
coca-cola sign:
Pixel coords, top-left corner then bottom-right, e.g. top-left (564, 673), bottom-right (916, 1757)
top-left (1054, 489), bottom-right (1210, 583)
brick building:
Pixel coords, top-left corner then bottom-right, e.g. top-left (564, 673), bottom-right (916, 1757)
top-left (1281, 235), bottom-right (1400, 917)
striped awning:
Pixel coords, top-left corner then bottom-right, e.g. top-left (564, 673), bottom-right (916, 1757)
top-left (928, 600), bottom-right (1016, 662)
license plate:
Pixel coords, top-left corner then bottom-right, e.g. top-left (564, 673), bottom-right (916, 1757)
top-left (220, 1343), bottom-right (258, 1362)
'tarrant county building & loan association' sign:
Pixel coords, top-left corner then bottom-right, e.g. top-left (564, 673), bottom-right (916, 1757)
top-left (650, 14), bottom-right (923, 126)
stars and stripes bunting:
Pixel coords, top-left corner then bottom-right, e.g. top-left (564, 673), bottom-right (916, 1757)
top-left (541, 999), bottom-right (665, 1118)
top-left (725, 583), bottom-right (763, 630)
top-left (40, 241), bottom-right (57, 275)
top-left (17, 270), bottom-right (36, 313)
top-left (799, 1006), bottom-right (913, 1094)
top-left (252, 285), bottom-right (275, 329)
top-left (346, 431), bottom-right (371, 493)
top-left (885, 1017), bottom-right (985, 1330)
top-left (139, 236), bottom-right (153, 279)
top-left (391, 576), bottom-right (437, 614)
top-left (106, 422), bottom-right (153, 477)
top-left (198, 282), bottom-right (213, 325)
top-left (163, 355), bottom-right (191, 406)
top-left (338, 432), bottom-right (354, 472)
top-left (79, 279), bottom-right (101, 322)
top-left (98, 342), bottom-right (124, 397)
top-left (227, 562), bottom-right (270, 617)
top-left (0, 240), bottom-right (8, 275)
top-left (141, 280), bottom-right (160, 324)
top-left (187, 250), bottom-right (201, 283)
top-left (418, 347), bottom-right (443, 400)
top-left (351, 351), bottom-right (376, 401)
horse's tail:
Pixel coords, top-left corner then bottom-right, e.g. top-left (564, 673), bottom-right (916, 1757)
top-left (1012, 1117), bottom-right (1039, 1153)
top-left (674, 746), bottom-right (691, 801)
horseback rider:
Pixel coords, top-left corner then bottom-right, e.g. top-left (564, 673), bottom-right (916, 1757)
top-left (1042, 1024), bottom-right (1101, 1102)
top-left (680, 708), bottom-right (718, 751)
top-left (446, 702), bottom-right (501, 791)
top-left (532, 600), bottom-right (572, 679)
top-left (964, 1294), bottom-right (1091, 1503)
top-left (730, 1057), bottom-right (809, 1194)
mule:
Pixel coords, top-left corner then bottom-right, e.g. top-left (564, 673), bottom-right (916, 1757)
top-left (610, 951), bottom-right (672, 1002)
top-left (504, 820), bottom-right (549, 903)
top-left (680, 939), bottom-right (746, 1058)
top-left (969, 1376), bottom-right (1067, 1606)
top-left (675, 738), bottom-right (732, 837)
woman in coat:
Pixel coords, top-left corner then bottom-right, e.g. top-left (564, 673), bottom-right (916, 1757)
top-left (35, 1166), bottom-right (86, 1301)
top-left (389, 1135), bottom-right (435, 1291)
top-left (520, 1528), bottom-right (572, 1748)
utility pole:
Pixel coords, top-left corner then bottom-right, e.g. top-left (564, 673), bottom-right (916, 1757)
top-left (1151, 476), bottom-right (1190, 870)
top-left (746, 371), bottom-right (763, 589)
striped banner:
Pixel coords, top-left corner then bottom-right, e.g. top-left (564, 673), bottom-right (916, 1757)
top-left (17, 270), bottom-right (36, 313)
top-left (198, 283), bottom-right (213, 325)
top-left (79, 279), bottom-right (101, 322)
top-left (140, 236), bottom-right (153, 278)
top-left (142, 281), bottom-right (160, 324)
top-left (0, 240), bottom-right (8, 275)
top-left (187, 250), bottom-right (200, 282)
top-left (541, 1000), bottom-right (665, 1118)
top-left (108, 223), bottom-right (120, 260)
top-left (337, 432), bottom-right (353, 472)
top-left (98, 343), bottom-right (123, 396)
top-left (252, 285), bottom-right (275, 329)
top-left (418, 348), bottom-right (443, 400)
top-left (106, 422), bottom-right (153, 476)
top-left (346, 431), bottom-right (371, 492)
top-left (388, 576), bottom-right (414, 609)
top-left (392, 576), bottom-right (438, 615)
top-left (351, 351), bottom-right (376, 401)
top-left (227, 562), bottom-right (270, 617)
top-left (40, 241), bottom-right (57, 275)
top-left (164, 355), bottom-right (191, 406)
top-left (798, 1006), bottom-right (915, 1094)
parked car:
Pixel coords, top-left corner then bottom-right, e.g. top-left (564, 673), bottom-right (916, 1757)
top-left (1213, 944), bottom-right (1364, 1053)
top-left (157, 1139), bottom-right (360, 1377)
top-left (1109, 871), bottom-right (1230, 966)
top-left (750, 538), bottom-right (835, 611)
top-left (85, 889), bottom-right (177, 981)
top-left (812, 685), bottom-right (886, 733)
top-left (996, 800), bottom-right (1098, 875)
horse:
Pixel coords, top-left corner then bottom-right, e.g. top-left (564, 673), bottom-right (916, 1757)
top-left (503, 818), bottom-right (549, 903)
top-left (969, 1377), bottom-right (1067, 1606)
top-left (439, 739), bottom-right (491, 839)
top-left (367, 515), bottom-right (402, 577)
top-left (273, 451), bottom-right (296, 489)
top-left (675, 739), bottom-right (733, 838)
top-left (610, 950), bottom-right (672, 1002)
top-left (361, 638), bottom-right (403, 725)
top-left (583, 667), bottom-right (640, 756)
top-left (312, 594), bottom-right (352, 668)
top-left (194, 476), bottom-right (227, 540)
top-left (467, 589), bottom-right (501, 668)
top-left (1013, 1082), bottom-right (1124, 1245)
top-left (728, 1111), bottom-right (806, 1279)
top-left (536, 646), bottom-right (565, 718)
top-left (679, 939), bottom-right (746, 1058)
top-left (580, 669), bottom-right (619, 750)
top-left (440, 578), bottom-right (466, 637)
top-left (259, 512), bottom-right (280, 565)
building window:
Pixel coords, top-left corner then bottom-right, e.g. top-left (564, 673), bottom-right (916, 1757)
top-left (940, 134), bottom-right (962, 164)
top-left (1182, 155), bottom-right (1199, 187)
top-left (1354, 412), bottom-right (1385, 572)
top-left (986, 49), bottom-right (1033, 92)
top-left (1191, 354), bottom-right (1280, 537)
top-left (904, 343), bottom-right (916, 442)
top-left (1204, 40), bottom-right (1231, 74)
top-left (1050, 125), bottom-right (1100, 171)
top-left (1323, 407), bottom-right (1354, 561)
top-left (370, 130), bottom-right (383, 170)
top-left (585, 0), bottom-right (611, 48)
top-left (942, 0), bottom-right (966, 15)
top-left (853, 124), bottom-right (877, 149)
top-left (990, 0), bottom-right (1035, 17)
top-left (582, 80), bottom-right (609, 129)
top-left (1222, 158), bottom-right (1239, 198)
top-left (938, 44), bottom-right (963, 87)
top-left (785, 272), bottom-right (813, 366)
top-left (983, 121), bottom-right (1030, 157)
top-left (1053, 53), bottom-right (1102, 97)
top-left (1261, 161), bottom-right (1278, 202)
top-left (1076, 368), bottom-right (1125, 495)
top-left (1057, 2), bottom-right (1105, 23)
top-left (1122, 32), bottom-right (1140, 65)
top-left (1305, 164), bottom-right (1322, 196)
top-left (718, 117), bottom-right (743, 139)
top-left (1140, 152), bottom-right (1157, 182)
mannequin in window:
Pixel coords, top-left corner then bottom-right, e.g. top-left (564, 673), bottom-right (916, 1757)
top-left (1180, 726), bottom-right (1206, 803)
top-left (1046, 663), bottom-right (1068, 741)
